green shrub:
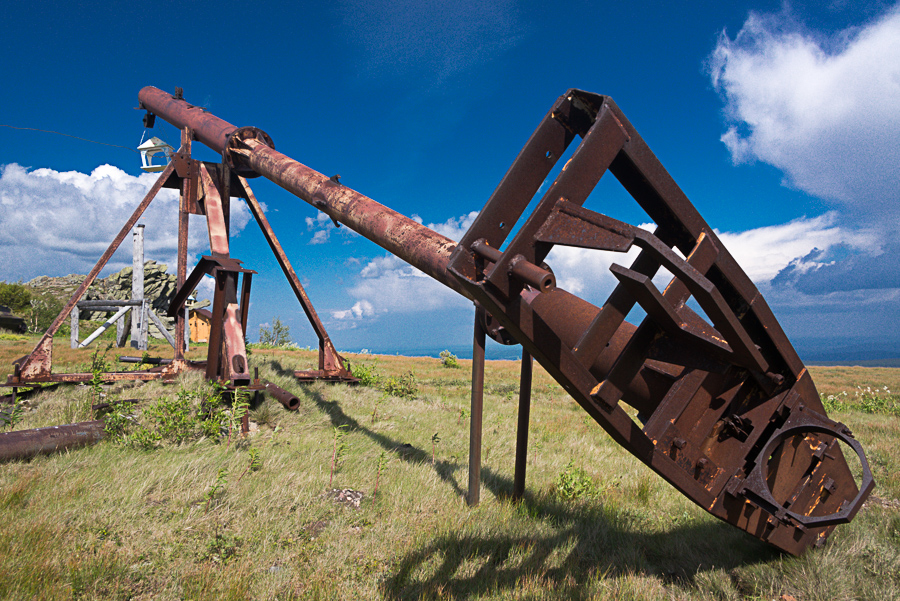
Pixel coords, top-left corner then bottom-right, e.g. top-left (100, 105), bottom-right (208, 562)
top-left (382, 371), bottom-right (419, 399)
top-left (0, 281), bottom-right (31, 313)
top-left (259, 317), bottom-right (292, 347)
top-left (105, 383), bottom-right (227, 448)
top-left (439, 350), bottom-right (460, 369)
top-left (352, 362), bottom-right (381, 387)
top-left (553, 460), bottom-right (599, 500)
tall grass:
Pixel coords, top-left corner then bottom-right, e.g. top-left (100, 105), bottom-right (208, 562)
top-left (0, 342), bottom-right (898, 599)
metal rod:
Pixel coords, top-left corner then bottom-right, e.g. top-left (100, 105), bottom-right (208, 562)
top-left (467, 305), bottom-right (486, 506)
top-left (79, 306), bottom-right (131, 348)
top-left (76, 300), bottom-right (143, 307)
top-left (132, 225), bottom-right (146, 350)
top-left (513, 349), bottom-right (533, 500)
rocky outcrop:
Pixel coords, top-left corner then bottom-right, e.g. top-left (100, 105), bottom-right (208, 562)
top-left (27, 261), bottom-right (178, 339)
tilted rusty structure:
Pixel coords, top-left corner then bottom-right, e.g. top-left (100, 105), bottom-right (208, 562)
top-left (134, 86), bottom-right (874, 555)
top-left (7, 86), bottom-right (872, 555)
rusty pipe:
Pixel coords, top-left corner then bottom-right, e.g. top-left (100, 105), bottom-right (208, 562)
top-left (0, 420), bottom-right (105, 462)
top-left (138, 87), bottom-right (656, 406)
top-left (139, 86), bottom-right (464, 295)
top-left (263, 381), bottom-right (301, 411)
top-left (139, 87), bottom-right (238, 155)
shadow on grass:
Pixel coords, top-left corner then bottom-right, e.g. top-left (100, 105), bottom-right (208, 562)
top-left (266, 359), bottom-right (300, 380)
top-left (304, 386), bottom-right (469, 498)
top-left (380, 510), bottom-right (774, 600)
top-left (301, 386), bottom-right (778, 599)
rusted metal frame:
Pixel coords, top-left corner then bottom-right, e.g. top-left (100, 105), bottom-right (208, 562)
top-left (173, 127), bottom-right (194, 361)
top-left (139, 86), bottom-right (870, 555)
top-left (467, 305), bottom-right (487, 506)
top-left (199, 162), bottom-right (230, 257)
top-left (603, 99), bottom-right (805, 380)
top-left (205, 268), bottom-right (229, 381)
top-left (512, 349), bottom-right (533, 500)
top-left (169, 255), bottom-right (255, 384)
top-left (516, 294), bottom-right (722, 509)
top-left (483, 105), bottom-right (628, 300)
top-left (8, 161), bottom-right (177, 384)
top-left (437, 95), bottom-right (839, 551)
top-left (739, 410), bottom-right (874, 528)
top-left (588, 229), bottom-right (720, 416)
top-left (235, 176), bottom-right (354, 379)
top-left (239, 269), bottom-right (252, 337)
top-left (167, 256), bottom-right (254, 320)
top-left (451, 94), bottom-right (578, 282)
top-left (224, 301), bottom-right (250, 385)
top-left (540, 202), bottom-right (767, 374)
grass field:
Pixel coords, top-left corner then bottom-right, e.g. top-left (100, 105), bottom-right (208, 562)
top-left (0, 336), bottom-right (898, 600)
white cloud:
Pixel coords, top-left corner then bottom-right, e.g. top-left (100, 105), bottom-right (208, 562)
top-left (426, 211), bottom-right (479, 242)
top-left (305, 210), bottom-right (358, 245)
top-left (709, 6), bottom-right (900, 220)
top-left (332, 299), bottom-right (375, 320)
top-left (0, 163), bottom-right (251, 282)
top-left (714, 213), bottom-right (876, 282)
top-left (329, 212), bottom-right (479, 322)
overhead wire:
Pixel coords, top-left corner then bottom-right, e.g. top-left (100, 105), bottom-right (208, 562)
top-left (0, 124), bottom-right (141, 153)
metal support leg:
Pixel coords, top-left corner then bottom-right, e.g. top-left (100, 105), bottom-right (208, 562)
top-left (513, 349), bottom-right (533, 500)
top-left (70, 307), bottom-right (78, 349)
top-left (467, 305), bottom-right (486, 506)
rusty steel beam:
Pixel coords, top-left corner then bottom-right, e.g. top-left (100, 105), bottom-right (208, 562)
top-left (237, 176), bottom-right (356, 382)
top-left (0, 420), bottom-right (105, 462)
top-left (138, 86), bottom-right (873, 555)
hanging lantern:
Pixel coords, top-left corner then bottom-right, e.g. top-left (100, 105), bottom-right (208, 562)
top-left (137, 136), bottom-right (174, 172)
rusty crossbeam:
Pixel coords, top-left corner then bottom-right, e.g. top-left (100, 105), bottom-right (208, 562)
top-left (138, 86), bottom-right (872, 555)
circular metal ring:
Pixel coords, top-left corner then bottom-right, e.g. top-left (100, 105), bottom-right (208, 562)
top-left (748, 423), bottom-right (874, 528)
top-left (224, 126), bottom-right (274, 178)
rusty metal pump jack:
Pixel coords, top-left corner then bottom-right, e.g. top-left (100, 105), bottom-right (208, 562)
top-left (133, 86), bottom-right (872, 555)
top-left (5, 112), bottom-right (356, 392)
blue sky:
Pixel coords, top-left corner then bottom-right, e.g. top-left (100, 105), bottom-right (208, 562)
top-left (1, 0), bottom-right (898, 361)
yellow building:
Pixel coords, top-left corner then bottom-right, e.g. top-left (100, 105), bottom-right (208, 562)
top-left (188, 308), bottom-right (212, 343)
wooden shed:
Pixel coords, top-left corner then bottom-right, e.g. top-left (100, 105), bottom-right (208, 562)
top-left (188, 308), bottom-right (212, 343)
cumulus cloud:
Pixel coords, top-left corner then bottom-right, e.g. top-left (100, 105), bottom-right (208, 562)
top-left (332, 299), bottom-right (375, 320)
top-left (330, 212), bottom-right (479, 322)
top-left (714, 213), bottom-right (876, 282)
top-left (422, 211), bottom-right (479, 242)
top-left (708, 6), bottom-right (900, 219)
top-left (0, 163), bottom-right (251, 282)
top-left (305, 210), bottom-right (358, 245)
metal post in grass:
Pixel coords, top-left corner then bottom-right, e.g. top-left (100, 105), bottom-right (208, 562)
top-left (467, 305), bottom-right (487, 506)
top-left (131, 225), bottom-right (147, 351)
top-left (70, 306), bottom-right (79, 349)
top-left (513, 349), bottom-right (533, 500)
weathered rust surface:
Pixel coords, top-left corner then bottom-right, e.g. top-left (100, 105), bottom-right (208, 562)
top-left (139, 86), bottom-right (872, 555)
top-left (263, 381), bottom-right (301, 411)
top-left (0, 420), bottom-right (105, 461)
